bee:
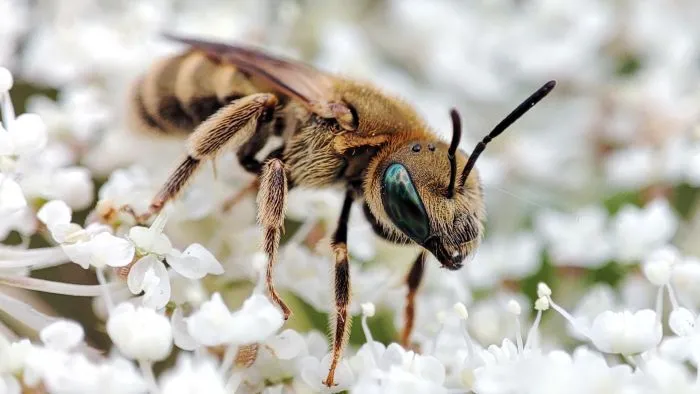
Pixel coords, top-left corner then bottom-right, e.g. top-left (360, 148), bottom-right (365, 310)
top-left (127, 33), bottom-right (555, 387)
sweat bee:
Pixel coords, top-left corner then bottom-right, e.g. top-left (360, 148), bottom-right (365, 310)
top-left (127, 34), bottom-right (555, 387)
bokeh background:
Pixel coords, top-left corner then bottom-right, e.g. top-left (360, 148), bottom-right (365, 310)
top-left (2, 0), bottom-right (700, 378)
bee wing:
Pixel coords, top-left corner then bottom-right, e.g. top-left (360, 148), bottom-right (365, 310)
top-left (164, 34), bottom-right (338, 116)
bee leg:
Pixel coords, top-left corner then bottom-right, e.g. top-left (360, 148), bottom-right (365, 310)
top-left (401, 251), bottom-right (427, 349)
top-left (257, 158), bottom-right (291, 319)
top-left (323, 190), bottom-right (354, 388)
top-left (149, 93), bottom-right (278, 214)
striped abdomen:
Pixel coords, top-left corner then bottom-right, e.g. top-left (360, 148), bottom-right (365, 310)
top-left (129, 50), bottom-right (260, 136)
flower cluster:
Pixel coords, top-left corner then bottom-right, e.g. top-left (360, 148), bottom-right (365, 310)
top-left (1, 0), bottom-right (700, 393)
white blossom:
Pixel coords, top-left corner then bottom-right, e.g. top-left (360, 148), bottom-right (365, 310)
top-left (106, 302), bottom-right (172, 361)
top-left (39, 320), bottom-right (84, 351)
top-left (612, 199), bottom-right (678, 263)
top-left (159, 353), bottom-right (227, 394)
top-left (589, 309), bottom-right (662, 354)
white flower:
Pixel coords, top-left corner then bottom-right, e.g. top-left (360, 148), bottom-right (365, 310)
top-left (64, 231), bottom-right (135, 270)
top-left (106, 302), bottom-right (172, 361)
top-left (37, 199), bottom-right (71, 232)
top-left (171, 307), bottom-right (197, 351)
top-left (0, 67), bottom-right (12, 92)
top-left (0, 113), bottom-right (47, 156)
top-left (97, 165), bottom-right (153, 213)
top-left (570, 285), bottom-right (618, 340)
top-left (642, 246), bottom-right (680, 286)
top-left (43, 166), bottom-right (94, 210)
top-left (589, 309), bottom-right (662, 354)
top-left (127, 255), bottom-right (170, 309)
top-left (0, 339), bottom-right (32, 374)
top-left (672, 256), bottom-right (700, 309)
top-left (95, 355), bottom-right (147, 394)
top-left (605, 146), bottom-right (655, 189)
top-left (668, 308), bottom-right (695, 337)
top-left (0, 173), bottom-right (26, 215)
top-left (228, 293), bottom-right (284, 345)
top-left (128, 225), bottom-right (172, 256)
top-left (535, 206), bottom-right (612, 268)
top-left (39, 320), bottom-right (84, 351)
top-left (612, 199), bottom-right (678, 263)
top-left (159, 353), bottom-right (227, 394)
top-left (166, 243), bottom-right (224, 279)
top-left (466, 232), bottom-right (542, 288)
top-left (185, 292), bottom-right (236, 347)
top-left (265, 329), bottom-right (306, 360)
top-left (300, 352), bottom-right (354, 393)
top-left (38, 199), bottom-right (133, 269)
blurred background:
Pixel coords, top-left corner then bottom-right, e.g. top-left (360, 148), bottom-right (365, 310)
top-left (2, 0), bottom-right (700, 357)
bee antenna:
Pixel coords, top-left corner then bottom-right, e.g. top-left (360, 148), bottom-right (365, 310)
top-left (458, 80), bottom-right (557, 190)
top-left (447, 108), bottom-right (462, 198)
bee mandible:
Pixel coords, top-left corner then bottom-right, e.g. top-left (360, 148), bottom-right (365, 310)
top-left (127, 34), bottom-right (555, 387)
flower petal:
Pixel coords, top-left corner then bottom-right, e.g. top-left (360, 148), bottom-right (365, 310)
top-left (127, 255), bottom-right (158, 294)
top-left (171, 307), bottom-right (197, 351)
top-left (89, 232), bottom-right (135, 268)
top-left (39, 320), bottom-right (84, 351)
top-left (141, 262), bottom-right (170, 309)
top-left (165, 250), bottom-right (203, 280)
top-left (167, 243), bottom-right (224, 279)
top-left (266, 329), bottom-right (305, 360)
top-left (10, 113), bottom-right (47, 156)
top-left (61, 241), bottom-right (92, 269)
top-left (37, 200), bottom-right (72, 229)
top-left (186, 293), bottom-right (235, 347)
top-left (129, 226), bottom-right (172, 255)
top-left (183, 243), bottom-right (224, 275)
top-left (0, 175), bottom-right (26, 214)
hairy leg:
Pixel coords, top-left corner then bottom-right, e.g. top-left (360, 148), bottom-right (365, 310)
top-left (401, 251), bottom-right (426, 348)
top-left (256, 158), bottom-right (291, 319)
top-left (149, 93), bottom-right (277, 214)
top-left (323, 190), bottom-right (354, 387)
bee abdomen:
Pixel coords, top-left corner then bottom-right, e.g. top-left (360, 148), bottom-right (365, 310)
top-left (129, 50), bottom-right (258, 136)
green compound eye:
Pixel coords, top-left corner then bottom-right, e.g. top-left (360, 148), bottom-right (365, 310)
top-left (381, 163), bottom-right (430, 243)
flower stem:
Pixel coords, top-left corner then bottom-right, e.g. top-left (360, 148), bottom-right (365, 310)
top-left (361, 313), bottom-right (381, 364)
top-left (0, 319), bottom-right (18, 341)
top-left (0, 291), bottom-right (55, 333)
top-left (0, 274), bottom-right (122, 296)
top-left (666, 284), bottom-right (680, 310)
top-left (655, 287), bottom-right (664, 326)
top-left (95, 268), bottom-right (114, 313)
top-left (1, 92), bottom-right (15, 129)
top-left (548, 297), bottom-right (591, 339)
top-left (525, 310), bottom-right (542, 350)
top-left (514, 316), bottom-right (524, 353)
top-left (139, 360), bottom-right (160, 394)
top-left (219, 344), bottom-right (238, 377)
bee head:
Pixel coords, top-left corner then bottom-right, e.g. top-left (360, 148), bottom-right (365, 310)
top-left (366, 139), bottom-right (484, 270)
top-left (364, 81), bottom-right (556, 270)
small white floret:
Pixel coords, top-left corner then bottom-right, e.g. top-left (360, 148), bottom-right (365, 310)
top-left (40, 320), bottom-right (84, 351)
top-left (535, 297), bottom-right (550, 311)
top-left (642, 246), bottom-right (679, 286)
top-left (107, 303), bottom-right (172, 361)
top-left (507, 300), bottom-right (522, 315)
top-left (361, 302), bottom-right (376, 317)
top-left (454, 302), bottom-right (469, 320)
top-left (589, 309), bottom-right (662, 354)
top-left (0, 67), bottom-right (13, 92)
